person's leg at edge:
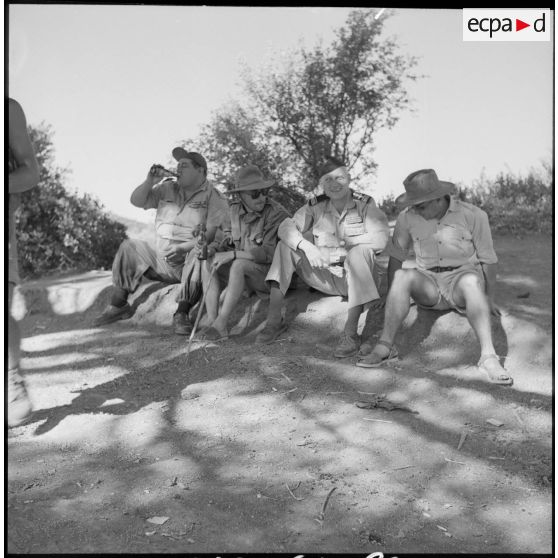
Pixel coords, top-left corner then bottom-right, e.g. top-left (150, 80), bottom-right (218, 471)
top-left (367, 269), bottom-right (439, 359)
top-left (201, 263), bottom-right (221, 325)
top-left (8, 281), bottom-right (33, 425)
top-left (452, 273), bottom-right (512, 383)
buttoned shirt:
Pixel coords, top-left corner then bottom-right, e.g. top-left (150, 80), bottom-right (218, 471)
top-left (143, 178), bottom-right (229, 255)
top-left (387, 197), bottom-right (498, 269)
top-left (278, 192), bottom-right (390, 259)
top-left (222, 198), bottom-right (290, 265)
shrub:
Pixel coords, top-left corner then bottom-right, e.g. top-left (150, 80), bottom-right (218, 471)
top-left (14, 123), bottom-right (127, 279)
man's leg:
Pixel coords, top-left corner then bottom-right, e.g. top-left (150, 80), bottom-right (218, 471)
top-left (7, 282), bottom-right (32, 426)
top-left (452, 273), bottom-right (513, 384)
top-left (206, 260), bottom-right (269, 339)
top-left (335, 245), bottom-right (379, 357)
top-left (201, 261), bottom-right (223, 325)
top-left (358, 268), bottom-right (439, 365)
top-left (256, 241), bottom-right (298, 343)
top-left (94, 239), bottom-right (166, 326)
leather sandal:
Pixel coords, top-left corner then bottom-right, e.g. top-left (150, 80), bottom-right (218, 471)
top-left (356, 340), bottom-right (399, 368)
top-left (478, 354), bottom-right (513, 386)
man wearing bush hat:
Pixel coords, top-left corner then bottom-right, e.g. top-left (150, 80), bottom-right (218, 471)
top-left (199, 164), bottom-right (290, 340)
top-left (93, 146), bottom-right (228, 335)
top-left (256, 155), bottom-right (390, 354)
top-left (356, 168), bottom-right (513, 386)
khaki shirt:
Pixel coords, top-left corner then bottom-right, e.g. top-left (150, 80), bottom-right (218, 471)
top-left (387, 197), bottom-right (498, 269)
top-left (278, 191), bottom-right (390, 261)
top-left (222, 198), bottom-right (290, 265)
top-left (143, 178), bottom-right (229, 255)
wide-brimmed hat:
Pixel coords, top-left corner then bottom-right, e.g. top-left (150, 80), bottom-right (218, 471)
top-left (172, 147), bottom-right (207, 172)
top-left (395, 169), bottom-right (455, 208)
top-left (319, 155), bottom-right (346, 178)
top-left (228, 165), bottom-right (275, 192)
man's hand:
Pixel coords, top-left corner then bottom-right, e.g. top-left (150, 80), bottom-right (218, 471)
top-left (165, 244), bottom-right (188, 265)
top-left (147, 164), bottom-right (171, 183)
top-left (300, 241), bottom-right (329, 269)
top-left (488, 298), bottom-right (501, 317)
top-left (212, 251), bottom-right (236, 269)
top-left (368, 295), bottom-right (386, 311)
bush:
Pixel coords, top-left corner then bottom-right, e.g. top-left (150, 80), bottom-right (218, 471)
top-left (14, 123), bottom-right (127, 279)
top-left (456, 164), bottom-right (552, 235)
top-left (377, 162), bottom-right (552, 235)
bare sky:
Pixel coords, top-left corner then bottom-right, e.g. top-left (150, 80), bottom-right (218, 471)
top-left (7, 6), bottom-right (554, 222)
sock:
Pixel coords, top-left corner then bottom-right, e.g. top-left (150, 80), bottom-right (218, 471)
top-left (110, 287), bottom-right (129, 308)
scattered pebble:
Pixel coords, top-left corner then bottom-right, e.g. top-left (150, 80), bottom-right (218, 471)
top-left (486, 418), bottom-right (504, 427)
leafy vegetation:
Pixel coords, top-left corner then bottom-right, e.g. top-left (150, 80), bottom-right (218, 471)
top-left (14, 123), bottom-right (127, 279)
top-left (376, 162), bottom-right (553, 234)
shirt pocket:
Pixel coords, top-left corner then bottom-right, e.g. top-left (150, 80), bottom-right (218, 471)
top-left (412, 232), bottom-right (435, 258)
top-left (439, 224), bottom-right (473, 255)
top-left (313, 218), bottom-right (338, 247)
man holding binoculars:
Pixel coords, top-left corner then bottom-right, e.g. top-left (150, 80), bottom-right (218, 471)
top-left (257, 156), bottom-right (390, 356)
top-left (93, 147), bottom-right (228, 335)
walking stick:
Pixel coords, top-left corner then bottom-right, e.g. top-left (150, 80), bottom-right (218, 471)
top-left (184, 263), bottom-right (218, 366)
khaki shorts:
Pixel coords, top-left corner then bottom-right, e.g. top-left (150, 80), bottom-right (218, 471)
top-left (415, 264), bottom-right (484, 314)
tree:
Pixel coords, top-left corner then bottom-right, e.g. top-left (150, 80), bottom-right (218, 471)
top-left (14, 122), bottom-right (128, 278)
top-left (242, 8), bottom-right (418, 191)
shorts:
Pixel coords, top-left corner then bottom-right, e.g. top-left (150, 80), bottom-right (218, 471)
top-left (415, 264), bottom-right (484, 314)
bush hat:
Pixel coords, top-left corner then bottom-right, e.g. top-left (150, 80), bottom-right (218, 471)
top-left (319, 155), bottom-right (346, 178)
top-left (229, 165), bottom-right (275, 192)
top-left (172, 147), bottom-right (207, 172)
top-left (396, 169), bottom-right (455, 208)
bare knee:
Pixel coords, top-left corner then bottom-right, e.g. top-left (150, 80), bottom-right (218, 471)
top-left (456, 273), bottom-right (484, 297)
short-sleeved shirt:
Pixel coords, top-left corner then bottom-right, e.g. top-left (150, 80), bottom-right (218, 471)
top-left (278, 191), bottom-right (390, 256)
top-left (386, 197), bottom-right (498, 269)
top-left (222, 198), bottom-right (290, 265)
top-left (143, 178), bottom-right (229, 255)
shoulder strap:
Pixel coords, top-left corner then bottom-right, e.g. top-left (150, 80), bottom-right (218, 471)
top-left (309, 193), bottom-right (328, 206)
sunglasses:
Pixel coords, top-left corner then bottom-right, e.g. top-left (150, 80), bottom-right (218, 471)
top-left (243, 189), bottom-right (267, 199)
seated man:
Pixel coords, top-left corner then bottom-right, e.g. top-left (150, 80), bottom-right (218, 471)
top-left (94, 147), bottom-right (228, 335)
top-left (201, 165), bottom-right (290, 340)
top-left (257, 156), bottom-right (390, 356)
top-left (356, 168), bottom-right (513, 386)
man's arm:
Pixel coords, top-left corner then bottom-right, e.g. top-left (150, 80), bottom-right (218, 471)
top-left (130, 167), bottom-right (167, 208)
top-left (8, 99), bottom-right (40, 194)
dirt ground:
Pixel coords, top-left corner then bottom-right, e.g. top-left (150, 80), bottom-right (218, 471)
top-left (6, 233), bottom-right (553, 554)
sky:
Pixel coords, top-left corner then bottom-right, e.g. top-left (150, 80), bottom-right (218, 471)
top-left (6, 5), bottom-right (554, 223)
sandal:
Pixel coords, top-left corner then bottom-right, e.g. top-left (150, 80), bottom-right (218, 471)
top-left (200, 326), bottom-right (229, 341)
top-left (478, 354), bottom-right (513, 386)
top-left (356, 340), bottom-right (399, 368)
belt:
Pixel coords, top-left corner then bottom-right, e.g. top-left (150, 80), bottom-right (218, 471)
top-left (426, 265), bottom-right (462, 273)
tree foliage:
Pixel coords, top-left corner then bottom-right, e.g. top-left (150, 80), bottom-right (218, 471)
top-left (183, 8), bottom-right (417, 198)
top-left (14, 122), bottom-right (128, 279)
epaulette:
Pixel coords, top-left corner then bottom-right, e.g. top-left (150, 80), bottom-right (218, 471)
top-left (352, 191), bottom-right (371, 204)
top-left (309, 193), bottom-right (329, 206)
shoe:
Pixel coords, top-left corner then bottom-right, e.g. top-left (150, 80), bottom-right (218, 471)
top-left (333, 333), bottom-right (360, 358)
top-left (93, 303), bottom-right (133, 326)
top-left (478, 354), bottom-right (513, 386)
top-left (356, 340), bottom-right (399, 368)
top-left (256, 320), bottom-right (288, 344)
top-left (173, 312), bottom-right (193, 336)
top-left (8, 369), bottom-right (33, 427)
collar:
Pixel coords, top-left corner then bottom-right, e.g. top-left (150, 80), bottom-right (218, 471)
top-left (178, 178), bottom-right (209, 202)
